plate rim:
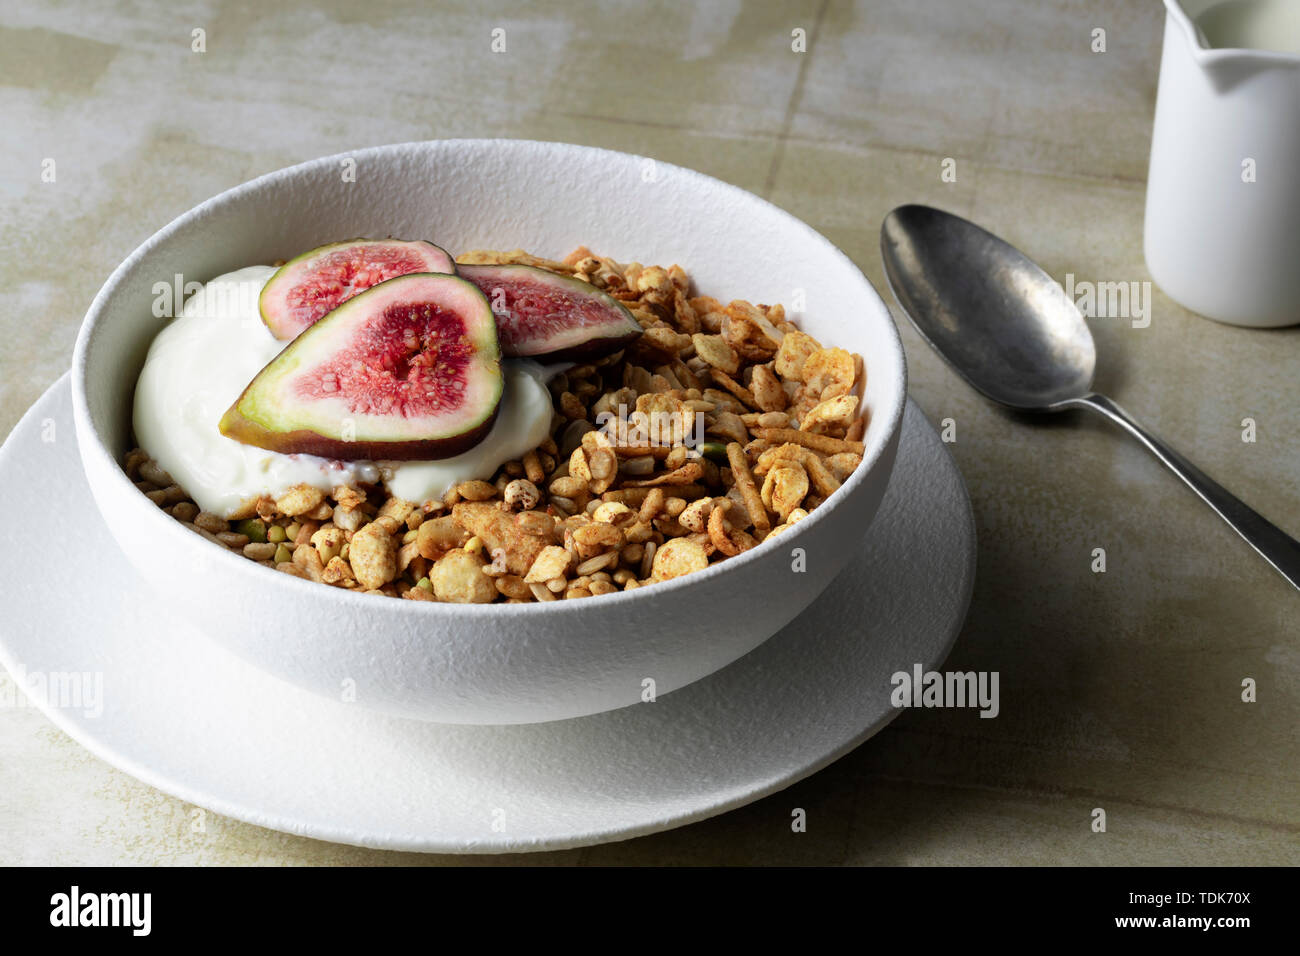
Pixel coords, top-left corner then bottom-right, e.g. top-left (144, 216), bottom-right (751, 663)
top-left (0, 371), bottom-right (975, 854)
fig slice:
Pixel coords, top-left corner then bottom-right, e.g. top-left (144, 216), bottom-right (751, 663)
top-left (457, 263), bottom-right (642, 361)
top-left (260, 238), bottom-right (456, 340)
top-left (221, 274), bottom-right (503, 461)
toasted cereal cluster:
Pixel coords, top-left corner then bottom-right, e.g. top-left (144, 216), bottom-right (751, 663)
top-left (124, 247), bottom-right (868, 603)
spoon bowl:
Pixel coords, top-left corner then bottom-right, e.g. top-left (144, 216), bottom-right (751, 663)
top-left (881, 204), bottom-right (1095, 411)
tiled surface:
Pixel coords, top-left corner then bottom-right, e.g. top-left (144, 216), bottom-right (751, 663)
top-left (2, 0), bottom-right (1296, 865)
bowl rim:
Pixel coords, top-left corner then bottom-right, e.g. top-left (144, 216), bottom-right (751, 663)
top-left (71, 137), bottom-right (907, 618)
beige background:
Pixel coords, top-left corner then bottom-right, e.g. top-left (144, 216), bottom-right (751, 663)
top-left (2, 0), bottom-right (1296, 864)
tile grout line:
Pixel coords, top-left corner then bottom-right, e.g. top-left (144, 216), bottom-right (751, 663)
top-left (541, 105), bottom-right (1151, 189)
top-left (760, 0), bottom-right (831, 199)
top-left (863, 773), bottom-right (1300, 835)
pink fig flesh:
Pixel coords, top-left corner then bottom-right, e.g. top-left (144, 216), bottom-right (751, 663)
top-left (457, 263), bottom-right (642, 361)
top-left (222, 273), bottom-right (502, 461)
top-left (259, 238), bottom-right (456, 341)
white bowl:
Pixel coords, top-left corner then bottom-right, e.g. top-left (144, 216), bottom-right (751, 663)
top-left (72, 140), bottom-right (906, 724)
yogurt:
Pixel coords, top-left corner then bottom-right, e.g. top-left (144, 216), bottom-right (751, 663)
top-left (133, 266), bottom-right (555, 516)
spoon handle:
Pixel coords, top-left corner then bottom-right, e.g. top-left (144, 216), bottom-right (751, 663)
top-left (1067, 392), bottom-right (1300, 593)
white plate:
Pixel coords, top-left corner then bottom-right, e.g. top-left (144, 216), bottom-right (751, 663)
top-left (0, 374), bottom-right (974, 853)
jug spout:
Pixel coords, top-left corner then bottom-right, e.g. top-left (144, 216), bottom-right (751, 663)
top-left (1164, 0), bottom-right (1300, 90)
top-left (1164, 0), bottom-right (1213, 52)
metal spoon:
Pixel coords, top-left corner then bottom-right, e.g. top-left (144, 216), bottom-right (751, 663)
top-left (880, 203), bottom-right (1300, 592)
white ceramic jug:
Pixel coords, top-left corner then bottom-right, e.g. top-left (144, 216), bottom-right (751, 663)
top-left (1145, 0), bottom-right (1300, 328)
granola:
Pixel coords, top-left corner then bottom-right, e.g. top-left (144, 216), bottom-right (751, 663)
top-left (124, 247), bottom-right (868, 603)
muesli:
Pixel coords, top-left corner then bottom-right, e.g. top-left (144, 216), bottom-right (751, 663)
top-left (125, 243), bottom-right (867, 603)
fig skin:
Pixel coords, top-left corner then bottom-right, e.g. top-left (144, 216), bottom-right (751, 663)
top-left (218, 403), bottom-right (500, 463)
top-left (260, 238), bottom-right (457, 341)
top-left (222, 273), bottom-right (503, 462)
top-left (457, 263), bottom-right (642, 362)
top-left (537, 329), bottom-right (643, 364)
